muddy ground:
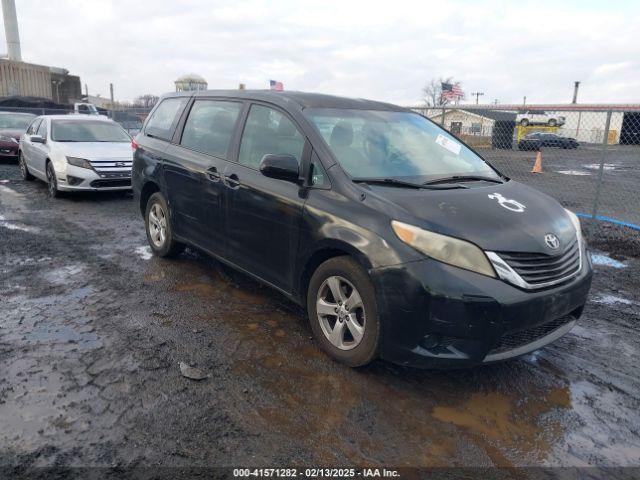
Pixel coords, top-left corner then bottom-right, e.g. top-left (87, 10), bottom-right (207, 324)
top-left (1, 160), bottom-right (640, 475)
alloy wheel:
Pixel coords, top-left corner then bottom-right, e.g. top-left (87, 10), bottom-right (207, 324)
top-left (316, 275), bottom-right (366, 350)
top-left (46, 164), bottom-right (57, 196)
top-left (148, 202), bottom-right (167, 248)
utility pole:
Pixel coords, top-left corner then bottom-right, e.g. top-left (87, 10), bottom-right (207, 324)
top-left (493, 99), bottom-right (499, 105)
top-left (572, 81), bottom-right (580, 104)
top-left (470, 92), bottom-right (484, 105)
top-left (109, 83), bottom-right (114, 119)
top-left (84, 83), bottom-right (88, 99)
top-left (523, 96), bottom-right (527, 106)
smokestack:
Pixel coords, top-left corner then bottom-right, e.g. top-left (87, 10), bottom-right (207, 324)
top-left (2, 0), bottom-right (21, 61)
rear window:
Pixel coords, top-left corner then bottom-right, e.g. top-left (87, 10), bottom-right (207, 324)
top-left (145, 97), bottom-right (188, 141)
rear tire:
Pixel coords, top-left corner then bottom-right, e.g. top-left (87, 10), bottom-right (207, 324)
top-left (307, 256), bottom-right (380, 367)
top-left (19, 151), bottom-right (34, 181)
top-left (520, 119), bottom-right (529, 127)
top-left (548, 119), bottom-right (557, 126)
top-left (145, 191), bottom-right (185, 258)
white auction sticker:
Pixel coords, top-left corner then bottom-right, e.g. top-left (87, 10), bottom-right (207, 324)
top-left (435, 134), bottom-right (461, 155)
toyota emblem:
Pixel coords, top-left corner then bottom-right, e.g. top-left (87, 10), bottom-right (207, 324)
top-left (544, 233), bottom-right (560, 250)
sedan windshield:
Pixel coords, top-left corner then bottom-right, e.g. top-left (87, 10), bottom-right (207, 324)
top-left (304, 108), bottom-right (500, 182)
top-left (51, 120), bottom-right (131, 142)
top-left (0, 114), bottom-right (34, 129)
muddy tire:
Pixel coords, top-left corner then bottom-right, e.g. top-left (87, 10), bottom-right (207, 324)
top-left (307, 256), bottom-right (380, 367)
top-left (145, 191), bottom-right (185, 258)
top-left (19, 151), bottom-right (34, 181)
top-left (46, 161), bottom-right (60, 198)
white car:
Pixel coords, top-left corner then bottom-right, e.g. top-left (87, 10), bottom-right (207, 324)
top-left (516, 111), bottom-right (565, 127)
top-left (18, 115), bottom-right (133, 197)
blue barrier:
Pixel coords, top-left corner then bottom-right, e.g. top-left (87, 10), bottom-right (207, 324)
top-left (576, 212), bottom-right (640, 232)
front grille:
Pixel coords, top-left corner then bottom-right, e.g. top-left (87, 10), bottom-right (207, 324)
top-left (90, 179), bottom-right (131, 188)
top-left (497, 238), bottom-right (580, 287)
top-left (89, 158), bottom-right (132, 177)
top-left (489, 316), bottom-right (573, 354)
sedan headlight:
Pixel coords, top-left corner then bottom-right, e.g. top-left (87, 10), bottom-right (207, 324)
top-left (391, 220), bottom-right (496, 277)
top-left (66, 156), bottom-right (93, 170)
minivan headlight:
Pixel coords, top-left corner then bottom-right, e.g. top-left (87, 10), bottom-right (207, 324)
top-left (66, 156), bottom-right (93, 169)
top-left (564, 209), bottom-right (581, 238)
top-left (391, 220), bottom-right (496, 277)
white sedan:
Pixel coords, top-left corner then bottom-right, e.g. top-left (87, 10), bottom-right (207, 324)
top-left (18, 114), bottom-right (133, 197)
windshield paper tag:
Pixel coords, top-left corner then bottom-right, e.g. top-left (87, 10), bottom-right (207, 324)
top-left (435, 134), bottom-right (461, 155)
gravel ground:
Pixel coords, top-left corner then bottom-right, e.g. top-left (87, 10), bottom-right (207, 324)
top-left (1, 158), bottom-right (639, 475)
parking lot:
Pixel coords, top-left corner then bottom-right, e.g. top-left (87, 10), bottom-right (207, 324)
top-left (1, 156), bottom-right (640, 472)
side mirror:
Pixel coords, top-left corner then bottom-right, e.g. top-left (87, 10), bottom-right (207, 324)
top-left (259, 154), bottom-right (300, 183)
top-left (31, 135), bottom-right (46, 144)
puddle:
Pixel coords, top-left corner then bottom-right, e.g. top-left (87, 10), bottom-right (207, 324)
top-left (590, 253), bottom-right (626, 269)
top-left (557, 170), bottom-right (591, 176)
top-left (42, 264), bottom-right (86, 285)
top-left (135, 246), bottom-right (153, 260)
top-left (0, 214), bottom-right (40, 233)
top-left (592, 294), bottom-right (634, 306)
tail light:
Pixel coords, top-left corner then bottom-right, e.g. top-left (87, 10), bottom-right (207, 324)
top-left (131, 137), bottom-right (138, 151)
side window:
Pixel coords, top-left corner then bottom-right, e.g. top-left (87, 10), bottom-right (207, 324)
top-left (309, 152), bottom-right (329, 188)
top-left (27, 119), bottom-right (41, 135)
top-left (145, 97), bottom-right (189, 141)
top-left (238, 105), bottom-right (305, 169)
top-left (36, 119), bottom-right (47, 138)
top-left (180, 100), bottom-right (242, 158)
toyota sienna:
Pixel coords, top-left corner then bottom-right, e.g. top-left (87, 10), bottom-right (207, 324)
top-left (132, 91), bottom-right (592, 368)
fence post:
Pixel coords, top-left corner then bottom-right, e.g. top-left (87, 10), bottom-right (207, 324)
top-left (441, 106), bottom-right (445, 127)
top-left (590, 110), bottom-right (612, 220)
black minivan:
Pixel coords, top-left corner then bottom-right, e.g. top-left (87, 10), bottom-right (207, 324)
top-left (132, 90), bottom-right (592, 368)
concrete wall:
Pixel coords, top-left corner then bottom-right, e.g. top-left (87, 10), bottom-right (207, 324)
top-left (0, 58), bottom-right (52, 98)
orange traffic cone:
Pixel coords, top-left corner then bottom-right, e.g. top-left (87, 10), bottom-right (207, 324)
top-left (531, 151), bottom-right (543, 173)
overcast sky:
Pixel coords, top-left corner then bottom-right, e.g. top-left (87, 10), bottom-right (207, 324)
top-left (2, 0), bottom-right (639, 105)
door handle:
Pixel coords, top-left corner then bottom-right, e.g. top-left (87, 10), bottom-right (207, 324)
top-left (207, 167), bottom-right (221, 182)
top-left (224, 173), bottom-right (241, 189)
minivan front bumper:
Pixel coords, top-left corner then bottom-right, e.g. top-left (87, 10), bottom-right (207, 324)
top-left (371, 252), bottom-right (592, 368)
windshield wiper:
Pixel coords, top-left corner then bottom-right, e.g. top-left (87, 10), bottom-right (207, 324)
top-left (423, 175), bottom-right (504, 185)
top-left (352, 177), bottom-right (467, 190)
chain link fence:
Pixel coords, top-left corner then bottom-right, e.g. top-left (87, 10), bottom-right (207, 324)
top-left (412, 105), bottom-right (640, 237)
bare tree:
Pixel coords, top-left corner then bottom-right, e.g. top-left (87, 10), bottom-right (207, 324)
top-left (422, 77), bottom-right (457, 107)
top-left (134, 94), bottom-right (160, 108)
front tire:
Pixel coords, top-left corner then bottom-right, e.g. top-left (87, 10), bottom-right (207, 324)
top-left (520, 119), bottom-right (529, 127)
top-left (145, 192), bottom-right (185, 257)
top-left (19, 152), bottom-right (34, 180)
top-left (548, 119), bottom-right (557, 126)
top-left (46, 162), bottom-right (60, 198)
top-left (307, 256), bottom-right (380, 367)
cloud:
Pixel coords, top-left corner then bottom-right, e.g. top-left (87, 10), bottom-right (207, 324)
top-left (1, 0), bottom-right (639, 104)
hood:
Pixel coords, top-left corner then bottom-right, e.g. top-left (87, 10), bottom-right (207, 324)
top-left (53, 141), bottom-right (132, 160)
top-left (365, 180), bottom-right (576, 254)
top-left (0, 129), bottom-right (24, 140)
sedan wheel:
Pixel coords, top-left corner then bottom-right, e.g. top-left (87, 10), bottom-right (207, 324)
top-left (19, 152), bottom-right (33, 180)
top-left (46, 163), bottom-right (59, 198)
top-left (316, 276), bottom-right (366, 350)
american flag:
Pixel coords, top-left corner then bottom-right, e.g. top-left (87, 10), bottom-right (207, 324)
top-left (441, 82), bottom-right (464, 101)
top-left (270, 80), bottom-right (284, 91)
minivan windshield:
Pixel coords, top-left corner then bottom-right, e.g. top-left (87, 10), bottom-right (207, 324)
top-left (305, 108), bottom-right (501, 182)
top-left (51, 120), bottom-right (131, 142)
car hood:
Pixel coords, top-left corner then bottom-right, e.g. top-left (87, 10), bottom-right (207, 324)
top-left (0, 129), bottom-right (24, 139)
top-left (365, 180), bottom-right (576, 253)
top-left (53, 141), bottom-right (132, 159)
